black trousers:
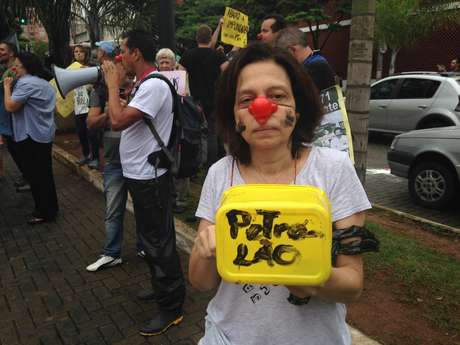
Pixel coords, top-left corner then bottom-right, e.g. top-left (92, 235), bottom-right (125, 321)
top-left (75, 114), bottom-right (101, 160)
top-left (5, 135), bottom-right (27, 178)
top-left (126, 172), bottom-right (185, 312)
top-left (15, 137), bottom-right (59, 220)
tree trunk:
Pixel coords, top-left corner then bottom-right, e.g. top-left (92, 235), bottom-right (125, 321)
top-left (87, 12), bottom-right (102, 47)
top-left (345, 0), bottom-right (376, 184)
top-left (34, 0), bottom-right (72, 67)
top-left (389, 48), bottom-right (399, 75)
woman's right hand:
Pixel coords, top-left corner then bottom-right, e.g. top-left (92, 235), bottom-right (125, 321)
top-left (194, 224), bottom-right (216, 259)
top-left (3, 76), bottom-right (13, 89)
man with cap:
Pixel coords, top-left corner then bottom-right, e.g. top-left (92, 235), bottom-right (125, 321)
top-left (258, 14), bottom-right (287, 45)
top-left (275, 27), bottom-right (336, 91)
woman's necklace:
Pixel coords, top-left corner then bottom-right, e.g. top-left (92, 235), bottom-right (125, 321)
top-left (250, 156), bottom-right (297, 184)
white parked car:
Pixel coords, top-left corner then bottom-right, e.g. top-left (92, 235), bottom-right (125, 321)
top-left (369, 72), bottom-right (460, 133)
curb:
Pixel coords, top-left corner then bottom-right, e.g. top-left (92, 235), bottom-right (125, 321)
top-left (52, 144), bottom-right (382, 345)
top-left (372, 203), bottom-right (460, 235)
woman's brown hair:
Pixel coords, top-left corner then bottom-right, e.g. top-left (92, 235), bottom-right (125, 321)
top-left (215, 42), bottom-right (324, 165)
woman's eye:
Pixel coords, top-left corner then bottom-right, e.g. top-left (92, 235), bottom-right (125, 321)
top-left (239, 97), bottom-right (252, 106)
top-left (270, 94), bottom-right (285, 102)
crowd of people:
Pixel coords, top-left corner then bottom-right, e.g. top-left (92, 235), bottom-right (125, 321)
top-left (0, 14), bottom-right (382, 343)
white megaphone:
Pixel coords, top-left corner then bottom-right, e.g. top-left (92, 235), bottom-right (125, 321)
top-left (52, 64), bottom-right (102, 98)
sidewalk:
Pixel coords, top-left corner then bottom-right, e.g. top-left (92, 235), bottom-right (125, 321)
top-left (0, 149), bottom-right (380, 345)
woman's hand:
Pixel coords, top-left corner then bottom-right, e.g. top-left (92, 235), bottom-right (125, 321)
top-left (194, 224), bottom-right (216, 259)
top-left (101, 61), bottom-right (120, 89)
top-left (3, 76), bottom-right (13, 89)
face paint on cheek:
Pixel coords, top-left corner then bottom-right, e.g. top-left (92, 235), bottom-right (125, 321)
top-left (283, 111), bottom-right (296, 127)
top-left (236, 121), bottom-right (246, 134)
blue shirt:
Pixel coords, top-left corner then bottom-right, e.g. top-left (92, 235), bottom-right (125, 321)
top-left (0, 86), bottom-right (13, 136)
top-left (11, 74), bottom-right (56, 143)
top-left (304, 51), bottom-right (329, 66)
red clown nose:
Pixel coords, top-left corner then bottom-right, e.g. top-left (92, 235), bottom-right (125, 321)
top-left (248, 96), bottom-right (278, 124)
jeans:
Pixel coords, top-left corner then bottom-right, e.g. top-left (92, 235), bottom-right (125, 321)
top-left (102, 163), bottom-right (128, 258)
top-left (75, 114), bottom-right (101, 160)
top-left (126, 172), bottom-right (185, 312)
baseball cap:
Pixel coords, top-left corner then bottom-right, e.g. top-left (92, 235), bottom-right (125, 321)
top-left (95, 40), bottom-right (116, 56)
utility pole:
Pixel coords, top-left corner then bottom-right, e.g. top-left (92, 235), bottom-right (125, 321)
top-left (345, 0), bottom-right (376, 183)
top-left (158, 0), bottom-right (176, 50)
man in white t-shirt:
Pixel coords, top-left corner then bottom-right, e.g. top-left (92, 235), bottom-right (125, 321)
top-left (102, 29), bottom-right (185, 337)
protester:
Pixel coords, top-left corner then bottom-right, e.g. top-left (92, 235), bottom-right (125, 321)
top-left (72, 45), bottom-right (99, 169)
top-left (3, 52), bottom-right (58, 224)
top-left (275, 27), bottom-right (336, 91)
top-left (155, 48), bottom-right (190, 214)
top-left (437, 57), bottom-right (459, 73)
top-left (180, 24), bottom-right (228, 166)
top-left (85, 54), bottom-right (146, 271)
top-left (189, 43), bottom-right (378, 345)
top-left (257, 14), bottom-right (287, 44)
top-left (0, 41), bottom-right (30, 191)
top-left (101, 29), bottom-right (185, 336)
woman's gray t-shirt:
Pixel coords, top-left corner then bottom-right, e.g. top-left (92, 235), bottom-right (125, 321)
top-left (195, 146), bottom-right (371, 345)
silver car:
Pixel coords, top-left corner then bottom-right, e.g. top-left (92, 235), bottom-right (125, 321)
top-left (387, 126), bottom-right (460, 209)
top-left (369, 72), bottom-right (460, 133)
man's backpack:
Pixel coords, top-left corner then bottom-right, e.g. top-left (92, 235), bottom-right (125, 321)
top-left (135, 73), bottom-right (207, 178)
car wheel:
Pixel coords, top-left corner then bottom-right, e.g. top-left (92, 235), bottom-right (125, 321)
top-left (408, 161), bottom-right (458, 209)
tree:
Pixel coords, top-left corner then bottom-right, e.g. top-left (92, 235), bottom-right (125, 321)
top-left (375, 0), bottom-right (459, 75)
top-left (0, 0), bottom-right (26, 40)
top-left (71, 0), bottom-right (121, 47)
top-left (281, 0), bottom-right (351, 50)
top-left (31, 0), bottom-right (72, 67)
top-left (345, 0), bottom-right (376, 183)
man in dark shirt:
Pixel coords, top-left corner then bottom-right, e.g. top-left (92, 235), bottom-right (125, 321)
top-left (257, 14), bottom-right (287, 45)
top-left (180, 24), bottom-right (228, 166)
top-left (275, 27), bottom-right (336, 91)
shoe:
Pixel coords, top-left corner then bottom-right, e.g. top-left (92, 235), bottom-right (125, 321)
top-left (16, 183), bottom-right (31, 192)
top-left (137, 250), bottom-right (146, 259)
top-left (137, 289), bottom-right (157, 301)
top-left (76, 157), bottom-right (90, 166)
top-left (139, 310), bottom-right (183, 336)
top-left (86, 255), bottom-right (122, 272)
top-left (14, 177), bottom-right (27, 187)
top-left (27, 217), bottom-right (47, 225)
top-left (88, 159), bottom-right (99, 170)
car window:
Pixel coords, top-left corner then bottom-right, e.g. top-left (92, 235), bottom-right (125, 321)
top-left (396, 78), bottom-right (440, 99)
top-left (371, 79), bottom-right (399, 100)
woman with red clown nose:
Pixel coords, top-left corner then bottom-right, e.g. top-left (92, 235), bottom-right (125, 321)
top-left (189, 42), bottom-right (378, 345)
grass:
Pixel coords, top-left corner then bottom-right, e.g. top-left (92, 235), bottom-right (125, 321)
top-left (365, 221), bottom-right (460, 332)
top-left (176, 172), bottom-right (460, 333)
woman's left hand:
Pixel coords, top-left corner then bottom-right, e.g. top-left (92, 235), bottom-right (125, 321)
top-left (3, 76), bottom-right (13, 89)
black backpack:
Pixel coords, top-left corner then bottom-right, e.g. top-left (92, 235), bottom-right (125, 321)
top-left (134, 73), bottom-right (207, 178)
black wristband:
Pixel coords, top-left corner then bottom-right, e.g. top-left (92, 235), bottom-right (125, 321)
top-left (287, 293), bottom-right (311, 305)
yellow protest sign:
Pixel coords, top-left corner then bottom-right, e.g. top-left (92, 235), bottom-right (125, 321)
top-left (221, 7), bottom-right (249, 48)
top-left (49, 61), bottom-right (82, 118)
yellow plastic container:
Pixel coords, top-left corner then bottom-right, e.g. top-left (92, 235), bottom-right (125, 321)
top-left (215, 184), bottom-right (332, 286)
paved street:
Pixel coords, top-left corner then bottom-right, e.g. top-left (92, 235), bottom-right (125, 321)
top-left (0, 154), bottom-right (211, 345)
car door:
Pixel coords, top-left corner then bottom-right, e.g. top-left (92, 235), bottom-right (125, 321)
top-left (385, 78), bottom-right (440, 132)
top-left (369, 78), bottom-right (400, 132)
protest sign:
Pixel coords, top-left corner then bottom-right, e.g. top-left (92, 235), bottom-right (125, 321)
top-left (157, 70), bottom-right (188, 96)
top-left (313, 85), bottom-right (354, 163)
top-left (221, 7), bottom-right (249, 48)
